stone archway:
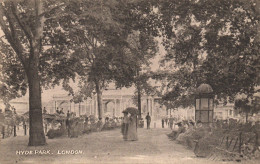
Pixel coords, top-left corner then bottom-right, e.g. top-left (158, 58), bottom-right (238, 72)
top-left (104, 100), bottom-right (115, 117)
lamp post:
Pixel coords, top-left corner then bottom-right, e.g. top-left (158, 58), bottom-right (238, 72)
top-left (195, 83), bottom-right (214, 124)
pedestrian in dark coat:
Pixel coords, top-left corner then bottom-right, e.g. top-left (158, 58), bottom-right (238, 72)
top-left (162, 118), bottom-right (165, 128)
top-left (145, 113), bottom-right (151, 129)
top-left (121, 112), bottom-right (129, 141)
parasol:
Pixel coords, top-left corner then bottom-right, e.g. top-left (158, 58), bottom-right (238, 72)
top-left (123, 107), bottom-right (138, 115)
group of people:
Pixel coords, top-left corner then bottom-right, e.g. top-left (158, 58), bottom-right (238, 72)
top-left (161, 115), bottom-right (177, 129)
top-left (167, 120), bottom-right (197, 141)
top-left (65, 110), bottom-right (80, 138)
top-left (121, 111), bottom-right (138, 141)
top-left (56, 108), bottom-right (65, 115)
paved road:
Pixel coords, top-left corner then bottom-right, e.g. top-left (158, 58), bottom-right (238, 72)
top-left (0, 128), bottom-right (252, 164)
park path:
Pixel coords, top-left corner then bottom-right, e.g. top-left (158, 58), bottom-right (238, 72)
top-left (0, 127), bottom-right (252, 164)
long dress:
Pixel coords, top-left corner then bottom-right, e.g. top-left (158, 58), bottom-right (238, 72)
top-left (127, 115), bottom-right (138, 141)
top-left (122, 116), bottom-right (129, 140)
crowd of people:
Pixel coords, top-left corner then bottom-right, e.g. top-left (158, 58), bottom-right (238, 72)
top-left (45, 109), bottom-right (126, 139)
top-left (161, 115), bottom-right (185, 130)
top-left (0, 107), bottom-right (26, 139)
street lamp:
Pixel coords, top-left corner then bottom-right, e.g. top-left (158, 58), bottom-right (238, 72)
top-left (195, 83), bottom-right (214, 123)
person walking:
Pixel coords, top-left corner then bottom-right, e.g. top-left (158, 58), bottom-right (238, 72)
top-left (162, 118), bottom-right (165, 128)
top-left (169, 115), bottom-right (174, 130)
top-left (43, 107), bottom-right (47, 114)
top-left (165, 117), bottom-right (168, 127)
top-left (127, 113), bottom-right (138, 141)
top-left (66, 114), bottom-right (71, 137)
top-left (121, 111), bottom-right (129, 141)
top-left (145, 113), bottom-right (151, 129)
top-left (1, 125), bottom-right (5, 139)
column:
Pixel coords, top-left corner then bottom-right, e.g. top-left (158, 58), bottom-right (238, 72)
top-left (73, 102), bottom-right (75, 114)
top-left (114, 99), bottom-right (117, 117)
top-left (147, 98), bottom-right (151, 115)
top-left (94, 97), bottom-right (97, 116)
top-left (150, 98), bottom-right (153, 116)
top-left (54, 101), bottom-right (57, 114)
top-left (119, 97), bottom-right (122, 113)
top-left (91, 98), bottom-right (94, 115)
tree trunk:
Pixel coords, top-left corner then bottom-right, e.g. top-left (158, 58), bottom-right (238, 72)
top-left (27, 67), bottom-right (46, 146)
top-left (27, 0), bottom-right (46, 146)
top-left (137, 84), bottom-right (142, 119)
top-left (95, 81), bottom-right (103, 120)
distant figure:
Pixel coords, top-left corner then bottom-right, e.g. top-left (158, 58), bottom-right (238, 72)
top-left (127, 113), bottom-right (138, 141)
top-left (43, 107), bottom-right (47, 114)
top-left (67, 110), bottom-right (70, 118)
top-left (60, 108), bottom-right (64, 114)
top-left (13, 108), bottom-right (17, 114)
top-left (145, 113), bottom-right (151, 129)
top-left (165, 117), bottom-right (168, 127)
top-left (169, 115), bottom-right (174, 130)
top-left (66, 118), bottom-right (72, 137)
top-left (1, 124), bottom-right (5, 139)
top-left (85, 116), bottom-right (89, 124)
top-left (70, 120), bottom-right (79, 138)
top-left (56, 108), bottom-right (60, 114)
top-left (105, 117), bottom-right (109, 123)
top-left (22, 119), bottom-right (27, 135)
top-left (162, 118), bottom-right (165, 128)
top-left (121, 111), bottom-right (129, 141)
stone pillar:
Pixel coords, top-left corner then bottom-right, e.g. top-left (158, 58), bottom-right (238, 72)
top-left (54, 101), bottom-right (57, 114)
top-left (119, 98), bottom-right (122, 116)
top-left (90, 99), bottom-right (93, 115)
top-left (147, 98), bottom-right (149, 114)
top-left (51, 101), bottom-right (54, 114)
top-left (114, 99), bottom-right (117, 117)
top-left (151, 98), bottom-right (153, 116)
top-left (73, 102), bottom-right (76, 114)
top-left (94, 97), bottom-right (98, 117)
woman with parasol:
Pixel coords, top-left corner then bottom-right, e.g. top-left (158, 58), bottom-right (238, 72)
top-left (121, 111), bottom-right (129, 141)
top-left (123, 107), bottom-right (138, 141)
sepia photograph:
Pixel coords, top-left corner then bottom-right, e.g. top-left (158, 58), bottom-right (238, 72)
top-left (0, 0), bottom-right (259, 163)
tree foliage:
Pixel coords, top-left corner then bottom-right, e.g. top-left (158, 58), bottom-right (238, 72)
top-left (155, 0), bottom-right (260, 108)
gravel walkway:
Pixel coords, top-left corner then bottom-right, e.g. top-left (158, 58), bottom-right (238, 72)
top-left (0, 128), bottom-right (257, 164)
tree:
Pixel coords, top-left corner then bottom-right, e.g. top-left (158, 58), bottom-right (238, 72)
top-left (0, 42), bottom-right (27, 108)
top-left (234, 92), bottom-right (260, 122)
top-left (0, 0), bottom-right (47, 146)
top-left (0, 0), bottom-right (68, 146)
top-left (52, 0), bottom-right (160, 120)
top-left (48, 0), bottom-right (135, 120)
top-left (111, 0), bottom-right (160, 118)
top-left (156, 0), bottom-right (260, 107)
top-left (122, 31), bottom-right (158, 118)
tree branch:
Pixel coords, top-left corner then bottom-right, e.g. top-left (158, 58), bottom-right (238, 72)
top-left (0, 4), bottom-right (28, 70)
top-left (10, 2), bottom-right (33, 42)
top-left (38, 3), bottom-right (65, 18)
